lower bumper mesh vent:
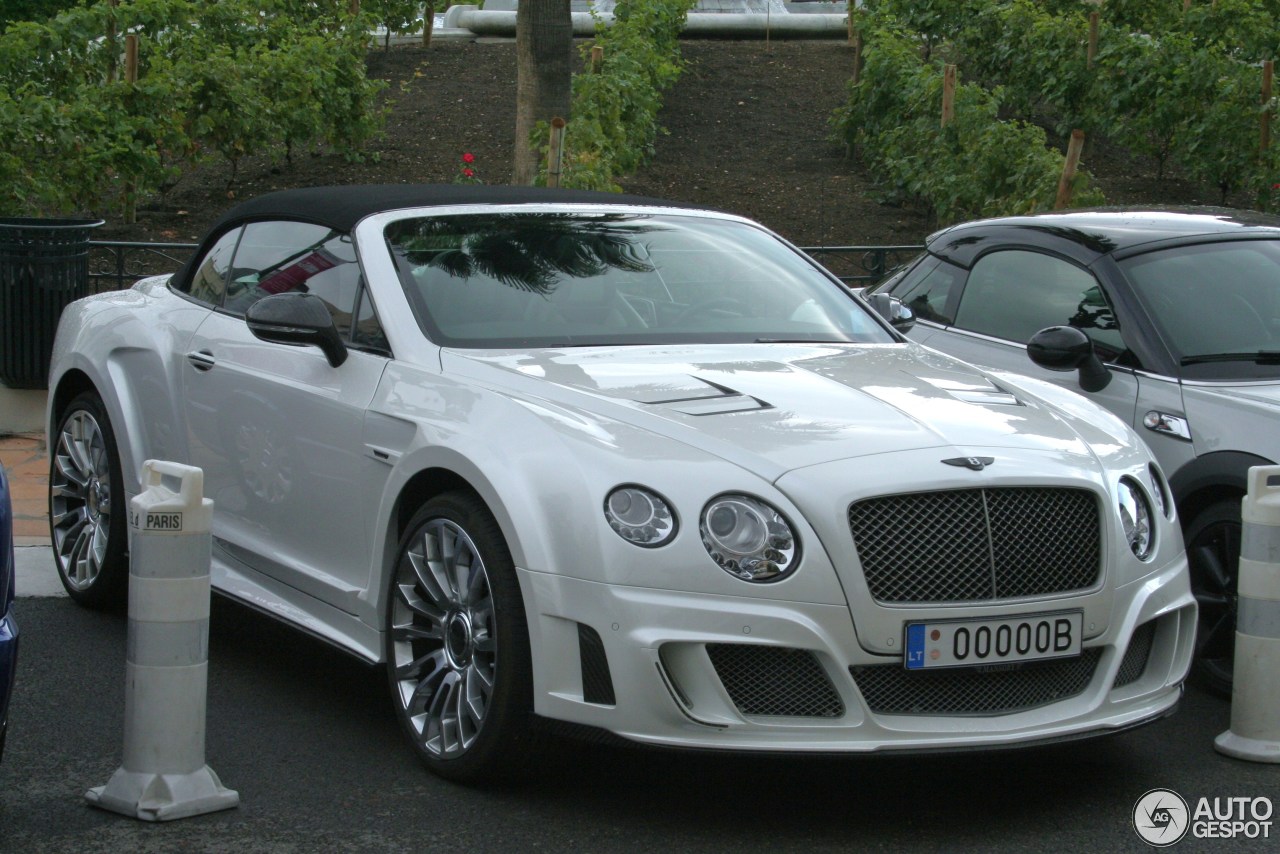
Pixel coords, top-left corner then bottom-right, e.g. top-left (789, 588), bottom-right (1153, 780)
top-left (707, 644), bottom-right (843, 718)
top-left (1114, 621), bottom-right (1156, 688)
top-left (851, 649), bottom-right (1101, 715)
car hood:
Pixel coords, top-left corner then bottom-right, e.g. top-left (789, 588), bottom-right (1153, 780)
top-left (446, 343), bottom-right (1109, 480)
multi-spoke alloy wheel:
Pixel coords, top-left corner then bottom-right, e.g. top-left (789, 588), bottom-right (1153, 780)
top-left (1186, 500), bottom-right (1240, 697)
top-left (387, 492), bottom-right (533, 782)
top-left (49, 392), bottom-right (128, 608)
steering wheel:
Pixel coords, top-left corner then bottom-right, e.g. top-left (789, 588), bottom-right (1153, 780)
top-left (673, 297), bottom-right (747, 324)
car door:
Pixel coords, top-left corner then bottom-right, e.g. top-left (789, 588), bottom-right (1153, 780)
top-left (904, 249), bottom-right (1143, 427)
top-left (181, 220), bottom-right (391, 611)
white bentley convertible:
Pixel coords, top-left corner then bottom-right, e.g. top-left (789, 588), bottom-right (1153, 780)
top-left (48, 185), bottom-right (1196, 781)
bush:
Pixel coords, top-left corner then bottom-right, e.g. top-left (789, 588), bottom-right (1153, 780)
top-left (0, 0), bottom-right (385, 217)
top-left (538, 0), bottom-right (697, 191)
top-left (833, 12), bottom-right (1103, 225)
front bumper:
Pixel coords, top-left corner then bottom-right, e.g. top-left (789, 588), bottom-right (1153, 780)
top-left (518, 556), bottom-right (1196, 752)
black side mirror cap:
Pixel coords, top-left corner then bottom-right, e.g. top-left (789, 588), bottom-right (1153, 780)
top-left (245, 293), bottom-right (348, 368)
top-left (1027, 325), bottom-right (1111, 392)
top-left (868, 292), bottom-right (916, 334)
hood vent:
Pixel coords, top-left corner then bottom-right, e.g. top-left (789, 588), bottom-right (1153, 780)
top-left (643, 377), bottom-right (772, 417)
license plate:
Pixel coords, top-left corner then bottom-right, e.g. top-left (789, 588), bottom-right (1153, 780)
top-left (905, 611), bottom-right (1083, 670)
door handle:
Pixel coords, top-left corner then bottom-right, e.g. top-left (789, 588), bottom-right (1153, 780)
top-left (186, 350), bottom-right (216, 372)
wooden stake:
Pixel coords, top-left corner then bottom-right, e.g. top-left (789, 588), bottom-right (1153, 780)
top-left (852, 31), bottom-right (863, 85)
top-left (1183, 0), bottom-right (1192, 10)
top-left (1055, 130), bottom-right (1086, 210)
top-left (591, 45), bottom-right (604, 74)
top-left (1263, 60), bottom-right (1274, 152)
top-left (941, 64), bottom-right (956, 128)
top-left (1087, 12), bottom-right (1099, 69)
top-left (547, 117), bottom-right (566, 189)
top-left (124, 34), bottom-right (138, 84)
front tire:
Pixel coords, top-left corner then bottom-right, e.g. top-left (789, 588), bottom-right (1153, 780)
top-left (48, 391), bottom-right (129, 609)
top-left (386, 492), bottom-right (535, 783)
top-left (1185, 499), bottom-right (1240, 697)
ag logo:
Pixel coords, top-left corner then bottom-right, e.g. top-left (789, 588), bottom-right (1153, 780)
top-left (1133, 788), bottom-right (1190, 847)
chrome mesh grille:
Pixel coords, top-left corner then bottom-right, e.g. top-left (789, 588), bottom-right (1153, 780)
top-left (848, 487), bottom-right (1101, 603)
top-left (851, 649), bottom-right (1100, 715)
top-left (706, 644), bottom-right (843, 718)
top-left (1114, 621), bottom-right (1156, 688)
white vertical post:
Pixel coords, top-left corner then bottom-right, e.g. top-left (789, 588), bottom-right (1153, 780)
top-left (86, 460), bottom-right (240, 819)
top-left (1215, 465), bottom-right (1280, 763)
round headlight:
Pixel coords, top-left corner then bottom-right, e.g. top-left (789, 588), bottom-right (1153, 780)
top-left (700, 494), bottom-right (799, 582)
top-left (1117, 477), bottom-right (1155, 560)
top-left (604, 486), bottom-right (677, 547)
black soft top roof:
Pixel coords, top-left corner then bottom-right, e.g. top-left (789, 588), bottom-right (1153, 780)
top-left (206, 183), bottom-right (702, 235)
top-left (174, 184), bottom-right (709, 292)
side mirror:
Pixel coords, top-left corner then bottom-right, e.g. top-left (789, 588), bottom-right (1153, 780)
top-left (868, 292), bottom-right (916, 334)
top-left (245, 293), bottom-right (348, 368)
top-left (1027, 326), bottom-right (1110, 392)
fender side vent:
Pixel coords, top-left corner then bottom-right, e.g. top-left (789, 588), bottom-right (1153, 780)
top-left (578, 623), bottom-right (616, 706)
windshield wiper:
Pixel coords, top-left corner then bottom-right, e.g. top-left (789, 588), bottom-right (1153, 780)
top-left (1180, 351), bottom-right (1280, 366)
top-left (754, 337), bottom-right (850, 344)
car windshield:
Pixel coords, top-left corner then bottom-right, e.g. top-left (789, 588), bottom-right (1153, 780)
top-left (384, 212), bottom-right (893, 348)
top-left (1119, 238), bottom-right (1280, 380)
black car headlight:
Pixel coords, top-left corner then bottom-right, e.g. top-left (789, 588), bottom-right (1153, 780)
top-left (1117, 477), bottom-right (1155, 560)
top-left (700, 493), bottom-right (799, 582)
top-left (604, 485), bottom-right (677, 547)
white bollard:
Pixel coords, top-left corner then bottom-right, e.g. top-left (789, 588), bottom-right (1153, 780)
top-left (86, 460), bottom-right (240, 820)
top-left (1215, 465), bottom-right (1280, 763)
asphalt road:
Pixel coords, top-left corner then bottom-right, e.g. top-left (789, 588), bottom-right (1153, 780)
top-left (1, 595), bottom-right (1276, 853)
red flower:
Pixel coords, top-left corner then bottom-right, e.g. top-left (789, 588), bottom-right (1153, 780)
top-left (462, 152), bottom-right (476, 164)
top-left (463, 168), bottom-right (475, 178)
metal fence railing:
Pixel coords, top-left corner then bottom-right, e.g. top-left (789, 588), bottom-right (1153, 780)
top-left (87, 240), bottom-right (925, 295)
top-left (89, 240), bottom-right (198, 294)
top-left (797, 244), bottom-right (923, 288)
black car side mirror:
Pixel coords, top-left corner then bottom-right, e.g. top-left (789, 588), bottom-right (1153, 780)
top-left (245, 293), bottom-right (349, 368)
top-left (1027, 326), bottom-right (1111, 392)
top-left (868, 292), bottom-right (916, 334)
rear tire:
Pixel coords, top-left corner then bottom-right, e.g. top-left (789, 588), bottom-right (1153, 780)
top-left (1185, 499), bottom-right (1240, 697)
top-left (48, 391), bottom-right (128, 609)
top-left (385, 492), bottom-right (536, 783)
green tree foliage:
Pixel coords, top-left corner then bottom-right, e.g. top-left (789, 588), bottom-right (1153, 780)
top-left (883, 0), bottom-right (1280, 212)
top-left (540, 0), bottom-right (697, 191)
top-left (0, 0), bottom-right (78, 30)
top-left (0, 0), bottom-right (385, 216)
top-left (366, 0), bottom-right (424, 49)
top-left (832, 12), bottom-right (1103, 225)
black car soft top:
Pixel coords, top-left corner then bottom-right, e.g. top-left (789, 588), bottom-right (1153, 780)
top-left (207, 183), bottom-right (704, 235)
top-left (174, 183), bottom-right (710, 293)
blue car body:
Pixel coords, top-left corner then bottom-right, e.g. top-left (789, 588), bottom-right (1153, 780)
top-left (0, 463), bottom-right (18, 762)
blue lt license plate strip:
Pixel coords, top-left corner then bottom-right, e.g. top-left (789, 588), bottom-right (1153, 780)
top-left (905, 611), bottom-right (1084, 670)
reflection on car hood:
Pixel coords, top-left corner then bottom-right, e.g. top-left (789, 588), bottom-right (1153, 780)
top-left (450, 343), bottom-right (1106, 477)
